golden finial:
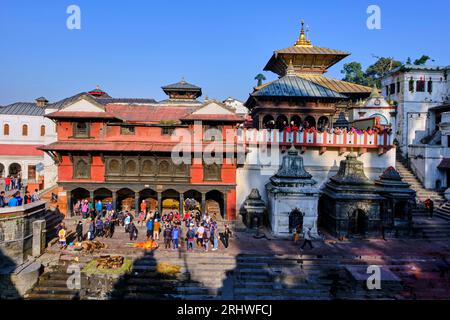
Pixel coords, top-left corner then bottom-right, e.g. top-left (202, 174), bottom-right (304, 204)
top-left (295, 19), bottom-right (312, 47)
top-left (286, 59), bottom-right (296, 76)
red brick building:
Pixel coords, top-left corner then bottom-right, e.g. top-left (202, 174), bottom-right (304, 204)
top-left (40, 81), bottom-right (244, 220)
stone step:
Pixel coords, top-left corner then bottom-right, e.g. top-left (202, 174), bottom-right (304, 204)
top-left (25, 293), bottom-right (79, 300)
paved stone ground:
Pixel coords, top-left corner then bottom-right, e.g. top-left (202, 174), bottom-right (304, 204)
top-left (27, 216), bottom-right (450, 300)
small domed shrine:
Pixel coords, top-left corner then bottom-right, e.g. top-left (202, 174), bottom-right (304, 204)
top-left (266, 145), bottom-right (320, 237)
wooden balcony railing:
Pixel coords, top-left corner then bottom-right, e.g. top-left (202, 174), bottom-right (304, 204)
top-left (236, 129), bottom-right (394, 154)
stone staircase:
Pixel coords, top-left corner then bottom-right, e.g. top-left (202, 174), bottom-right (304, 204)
top-left (435, 202), bottom-right (450, 220)
top-left (25, 246), bottom-right (450, 300)
top-left (395, 158), bottom-right (445, 205)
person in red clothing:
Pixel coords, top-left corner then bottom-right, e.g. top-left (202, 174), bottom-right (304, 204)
top-left (4, 176), bottom-right (11, 191)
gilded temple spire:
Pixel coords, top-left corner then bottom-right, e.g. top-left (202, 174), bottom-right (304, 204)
top-left (295, 20), bottom-right (312, 47)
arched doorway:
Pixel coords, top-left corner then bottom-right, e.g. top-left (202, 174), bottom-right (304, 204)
top-left (289, 208), bottom-right (304, 233)
top-left (0, 163), bottom-right (4, 178)
top-left (117, 188), bottom-right (135, 212)
top-left (206, 190), bottom-right (224, 220)
top-left (318, 116), bottom-right (330, 131)
top-left (9, 163), bottom-right (21, 177)
top-left (348, 209), bottom-right (367, 236)
top-left (71, 188), bottom-right (90, 202)
top-left (276, 115), bottom-right (288, 131)
top-left (94, 188), bottom-right (112, 204)
top-left (139, 188), bottom-right (158, 212)
top-left (290, 115), bottom-right (302, 127)
top-left (262, 115), bottom-right (275, 130)
top-left (162, 189), bottom-right (180, 214)
top-left (184, 190), bottom-right (202, 213)
top-left (304, 116), bottom-right (316, 129)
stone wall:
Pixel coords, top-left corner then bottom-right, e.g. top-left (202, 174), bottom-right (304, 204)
top-left (0, 201), bottom-right (47, 265)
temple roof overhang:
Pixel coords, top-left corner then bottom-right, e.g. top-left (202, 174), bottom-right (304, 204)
top-left (264, 47), bottom-right (350, 76)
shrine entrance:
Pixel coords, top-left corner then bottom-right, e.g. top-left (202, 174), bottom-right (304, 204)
top-left (349, 209), bottom-right (367, 236)
top-left (117, 188), bottom-right (135, 211)
top-left (289, 208), bottom-right (304, 233)
top-left (162, 189), bottom-right (179, 214)
top-left (206, 190), bottom-right (224, 220)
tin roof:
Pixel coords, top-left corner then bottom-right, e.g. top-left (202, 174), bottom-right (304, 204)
top-left (252, 75), bottom-right (347, 99)
top-left (0, 103), bottom-right (45, 116)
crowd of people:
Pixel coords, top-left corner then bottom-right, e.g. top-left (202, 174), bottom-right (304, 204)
top-left (68, 199), bottom-right (233, 252)
top-left (3, 174), bottom-right (23, 192)
top-left (0, 188), bottom-right (40, 207)
top-left (265, 120), bottom-right (392, 135)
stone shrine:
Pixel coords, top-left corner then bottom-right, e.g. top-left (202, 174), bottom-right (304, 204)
top-left (266, 146), bottom-right (320, 237)
top-left (375, 166), bottom-right (416, 237)
top-left (319, 153), bottom-right (384, 238)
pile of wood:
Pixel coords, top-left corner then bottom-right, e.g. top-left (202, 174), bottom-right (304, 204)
top-left (96, 255), bottom-right (124, 269)
top-left (81, 240), bottom-right (107, 253)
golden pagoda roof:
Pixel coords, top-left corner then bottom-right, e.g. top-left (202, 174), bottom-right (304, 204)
top-left (264, 20), bottom-right (350, 76)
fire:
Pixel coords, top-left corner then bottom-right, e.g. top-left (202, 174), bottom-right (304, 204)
top-left (132, 240), bottom-right (159, 250)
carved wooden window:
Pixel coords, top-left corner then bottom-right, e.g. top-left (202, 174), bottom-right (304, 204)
top-left (142, 159), bottom-right (155, 174)
top-left (120, 126), bottom-right (135, 135)
top-left (74, 158), bottom-right (90, 179)
top-left (108, 159), bottom-right (121, 174)
top-left (73, 122), bottom-right (90, 138)
top-left (203, 163), bottom-right (221, 181)
top-left (3, 124), bottom-right (9, 136)
top-left (40, 125), bottom-right (46, 136)
top-left (22, 124), bottom-right (28, 136)
top-left (159, 160), bottom-right (170, 174)
top-left (125, 160), bottom-right (137, 174)
top-left (175, 164), bottom-right (187, 175)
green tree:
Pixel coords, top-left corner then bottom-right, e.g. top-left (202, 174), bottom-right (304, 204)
top-left (341, 62), bottom-right (368, 85)
top-left (413, 55), bottom-right (432, 65)
top-left (364, 57), bottom-right (402, 87)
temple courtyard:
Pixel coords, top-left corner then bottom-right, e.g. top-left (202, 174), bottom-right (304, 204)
top-left (22, 211), bottom-right (450, 300)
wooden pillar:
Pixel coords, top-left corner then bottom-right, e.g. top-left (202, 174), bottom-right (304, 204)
top-left (134, 192), bottom-right (139, 213)
top-left (179, 193), bottom-right (184, 214)
top-left (67, 192), bottom-right (72, 217)
top-left (201, 192), bottom-right (206, 214)
top-left (157, 192), bottom-right (162, 213)
top-left (89, 190), bottom-right (94, 203)
top-left (112, 191), bottom-right (117, 212)
top-left (222, 190), bottom-right (227, 220)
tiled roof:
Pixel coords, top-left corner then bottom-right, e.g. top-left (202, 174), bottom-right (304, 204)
top-left (181, 113), bottom-right (245, 122)
top-left (0, 144), bottom-right (44, 156)
top-left (105, 105), bottom-right (198, 123)
top-left (46, 111), bottom-right (119, 120)
top-left (48, 93), bottom-right (157, 110)
top-left (253, 75), bottom-right (347, 99)
top-left (162, 80), bottom-right (201, 91)
top-left (0, 103), bottom-right (45, 116)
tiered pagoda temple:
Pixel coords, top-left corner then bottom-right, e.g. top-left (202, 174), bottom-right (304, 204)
top-left (245, 20), bottom-right (372, 130)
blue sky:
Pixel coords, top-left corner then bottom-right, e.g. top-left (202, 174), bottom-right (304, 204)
top-left (0, 0), bottom-right (449, 105)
